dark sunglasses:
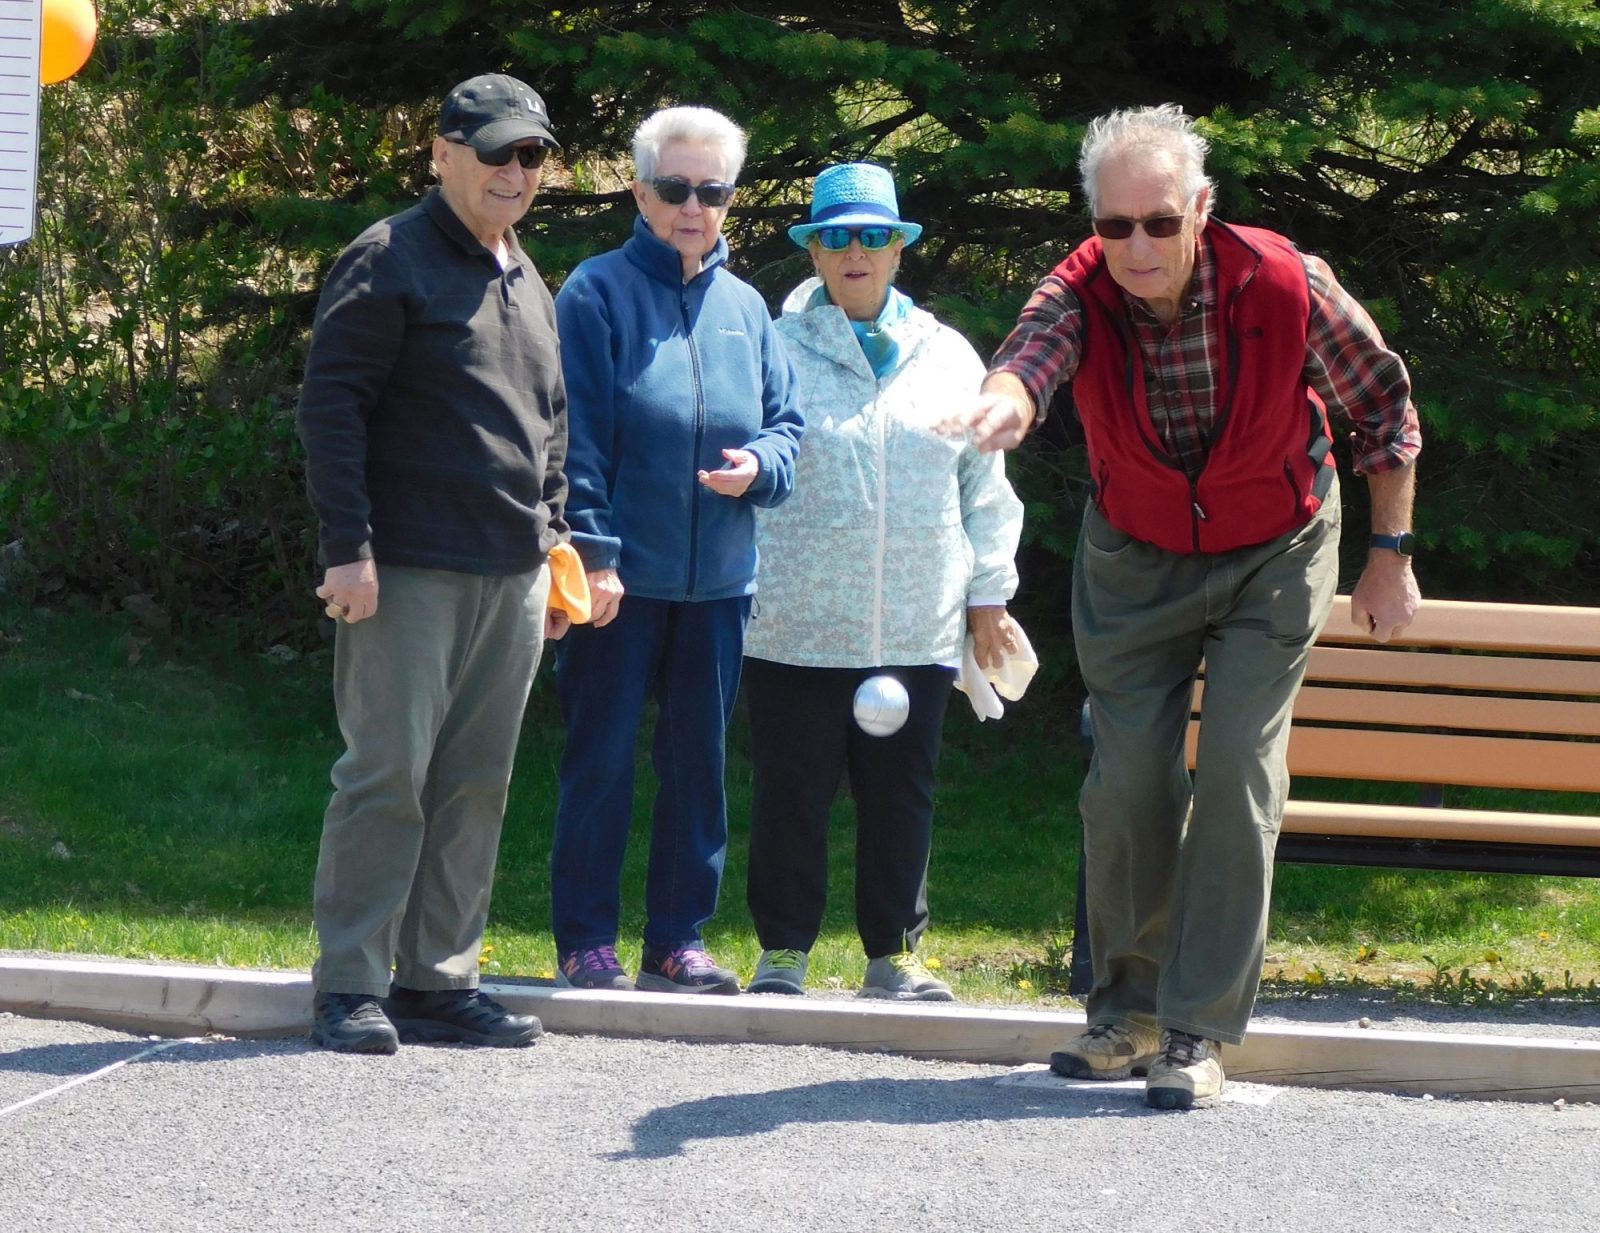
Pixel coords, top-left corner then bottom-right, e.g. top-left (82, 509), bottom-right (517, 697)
top-left (450, 139), bottom-right (549, 169)
top-left (1092, 212), bottom-right (1187, 240)
top-left (650, 177), bottom-right (737, 207)
top-left (815, 225), bottom-right (899, 252)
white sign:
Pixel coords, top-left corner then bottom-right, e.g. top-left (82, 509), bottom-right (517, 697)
top-left (0, 0), bottom-right (41, 248)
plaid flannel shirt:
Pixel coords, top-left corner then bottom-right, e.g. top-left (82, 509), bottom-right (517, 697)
top-left (989, 235), bottom-right (1422, 479)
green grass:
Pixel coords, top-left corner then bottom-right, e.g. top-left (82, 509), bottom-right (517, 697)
top-left (2, 597), bottom-right (1597, 1006)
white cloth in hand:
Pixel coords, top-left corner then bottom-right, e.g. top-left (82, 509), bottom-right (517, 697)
top-left (955, 622), bottom-right (1039, 721)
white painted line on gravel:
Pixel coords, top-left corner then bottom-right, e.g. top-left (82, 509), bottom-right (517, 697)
top-left (0, 1037), bottom-right (208, 1120)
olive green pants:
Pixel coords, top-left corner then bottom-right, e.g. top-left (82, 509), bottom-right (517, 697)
top-left (1073, 488), bottom-right (1340, 1044)
top-left (312, 564), bottom-right (549, 997)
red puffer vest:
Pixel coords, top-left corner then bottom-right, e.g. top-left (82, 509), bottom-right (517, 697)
top-left (1059, 219), bottom-right (1334, 554)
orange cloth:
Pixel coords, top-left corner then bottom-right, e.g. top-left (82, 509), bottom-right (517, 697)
top-left (547, 542), bottom-right (592, 624)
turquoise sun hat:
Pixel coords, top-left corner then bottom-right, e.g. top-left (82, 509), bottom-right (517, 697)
top-left (787, 163), bottom-right (923, 248)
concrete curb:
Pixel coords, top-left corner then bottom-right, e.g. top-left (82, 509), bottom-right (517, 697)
top-left (3, 955), bottom-right (1598, 1103)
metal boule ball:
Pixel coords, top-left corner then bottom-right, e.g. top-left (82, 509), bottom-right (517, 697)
top-left (853, 674), bottom-right (910, 738)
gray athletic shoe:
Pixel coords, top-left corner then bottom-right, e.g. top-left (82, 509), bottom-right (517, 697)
top-left (858, 952), bottom-right (955, 1001)
top-left (748, 948), bottom-right (808, 995)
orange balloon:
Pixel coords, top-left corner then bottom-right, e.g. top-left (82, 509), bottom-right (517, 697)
top-left (40, 0), bottom-right (98, 86)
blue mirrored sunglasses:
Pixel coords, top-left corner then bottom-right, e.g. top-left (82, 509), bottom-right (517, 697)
top-left (816, 225), bottom-right (899, 251)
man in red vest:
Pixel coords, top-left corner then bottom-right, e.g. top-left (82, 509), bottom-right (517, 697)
top-left (961, 104), bottom-right (1421, 1109)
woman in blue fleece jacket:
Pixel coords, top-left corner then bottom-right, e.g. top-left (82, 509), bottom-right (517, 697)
top-left (549, 105), bottom-right (803, 995)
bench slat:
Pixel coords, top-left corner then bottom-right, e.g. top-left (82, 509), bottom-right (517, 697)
top-left (1193, 682), bottom-right (1600, 738)
top-left (1281, 800), bottom-right (1600, 849)
top-left (1273, 835), bottom-right (1600, 877)
top-left (1303, 645), bottom-right (1600, 697)
top-left (1286, 728), bottom-right (1600, 794)
top-left (1184, 724), bottom-right (1600, 793)
top-left (1318, 596), bottom-right (1600, 654)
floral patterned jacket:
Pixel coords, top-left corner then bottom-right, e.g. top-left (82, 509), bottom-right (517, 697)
top-left (745, 278), bottom-right (1023, 668)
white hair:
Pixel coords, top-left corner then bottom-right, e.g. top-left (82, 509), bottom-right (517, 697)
top-left (1079, 104), bottom-right (1215, 217)
top-left (632, 106), bottom-right (747, 183)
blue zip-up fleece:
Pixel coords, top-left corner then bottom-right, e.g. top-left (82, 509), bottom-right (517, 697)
top-left (556, 217), bottom-right (804, 601)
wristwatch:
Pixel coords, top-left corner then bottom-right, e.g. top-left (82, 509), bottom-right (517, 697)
top-left (1369, 531), bottom-right (1417, 557)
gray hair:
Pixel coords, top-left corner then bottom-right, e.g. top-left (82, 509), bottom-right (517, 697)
top-left (1079, 104), bottom-right (1215, 217)
top-left (632, 106), bottom-right (748, 183)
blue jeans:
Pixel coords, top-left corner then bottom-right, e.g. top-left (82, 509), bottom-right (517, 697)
top-left (550, 594), bottom-right (750, 955)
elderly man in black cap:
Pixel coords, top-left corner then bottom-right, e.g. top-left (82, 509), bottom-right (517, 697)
top-left (296, 74), bottom-right (569, 1054)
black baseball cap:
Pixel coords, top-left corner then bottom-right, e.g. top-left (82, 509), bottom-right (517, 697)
top-left (439, 74), bottom-right (561, 153)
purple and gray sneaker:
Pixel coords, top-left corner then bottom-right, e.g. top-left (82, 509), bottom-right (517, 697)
top-left (555, 945), bottom-right (635, 991)
top-left (636, 945), bottom-right (741, 995)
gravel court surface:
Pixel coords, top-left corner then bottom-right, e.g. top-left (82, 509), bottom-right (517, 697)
top-left (2, 1011), bottom-right (1598, 1233)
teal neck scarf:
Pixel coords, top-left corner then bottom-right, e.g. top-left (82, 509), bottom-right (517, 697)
top-left (844, 286), bottom-right (912, 378)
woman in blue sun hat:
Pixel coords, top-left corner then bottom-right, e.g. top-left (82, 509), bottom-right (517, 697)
top-left (742, 163), bottom-right (1024, 1000)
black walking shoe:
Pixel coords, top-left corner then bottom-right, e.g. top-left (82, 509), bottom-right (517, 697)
top-left (310, 992), bottom-right (399, 1055)
top-left (382, 987), bottom-right (543, 1047)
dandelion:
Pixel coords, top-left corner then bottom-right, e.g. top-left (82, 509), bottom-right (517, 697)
top-left (1017, 978), bottom-right (1033, 991)
top-left (1305, 968), bottom-right (1325, 986)
top-left (1484, 950), bottom-right (1501, 965)
top-left (1539, 931), bottom-right (1551, 942)
top-left (539, 969), bottom-right (554, 981)
top-left (925, 956), bottom-right (942, 970)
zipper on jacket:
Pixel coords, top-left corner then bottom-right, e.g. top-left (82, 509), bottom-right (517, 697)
top-left (872, 385), bottom-right (888, 665)
top-left (1283, 459), bottom-right (1303, 520)
top-left (1190, 477), bottom-right (1207, 552)
top-left (682, 288), bottom-right (706, 599)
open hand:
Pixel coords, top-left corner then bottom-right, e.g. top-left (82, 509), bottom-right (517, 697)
top-left (697, 448), bottom-right (758, 498)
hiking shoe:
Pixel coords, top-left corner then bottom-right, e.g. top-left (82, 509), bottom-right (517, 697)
top-left (858, 952), bottom-right (955, 1002)
top-left (1049, 1021), bottom-right (1161, 1080)
top-left (310, 992), bottom-right (399, 1055)
top-left (748, 948), bottom-right (809, 995)
top-left (556, 945), bottom-right (635, 991)
top-left (1145, 1029), bottom-right (1224, 1110)
top-left (636, 945), bottom-right (741, 995)
top-left (382, 987), bottom-right (542, 1048)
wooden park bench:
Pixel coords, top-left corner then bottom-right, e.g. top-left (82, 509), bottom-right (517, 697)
top-left (1067, 596), bottom-right (1600, 994)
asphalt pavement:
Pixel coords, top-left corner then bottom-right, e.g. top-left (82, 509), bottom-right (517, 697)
top-left (2, 1009), bottom-right (1597, 1233)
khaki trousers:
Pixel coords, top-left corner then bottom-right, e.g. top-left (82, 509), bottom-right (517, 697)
top-left (313, 564), bottom-right (549, 996)
top-left (1072, 485), bottom-right (1339, 1044)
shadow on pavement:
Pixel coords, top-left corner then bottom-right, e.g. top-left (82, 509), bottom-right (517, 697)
top-left (0, 1035), bottom-right (300, 1077)
top-left (612, 1073), bottom-right (1168, 1159)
